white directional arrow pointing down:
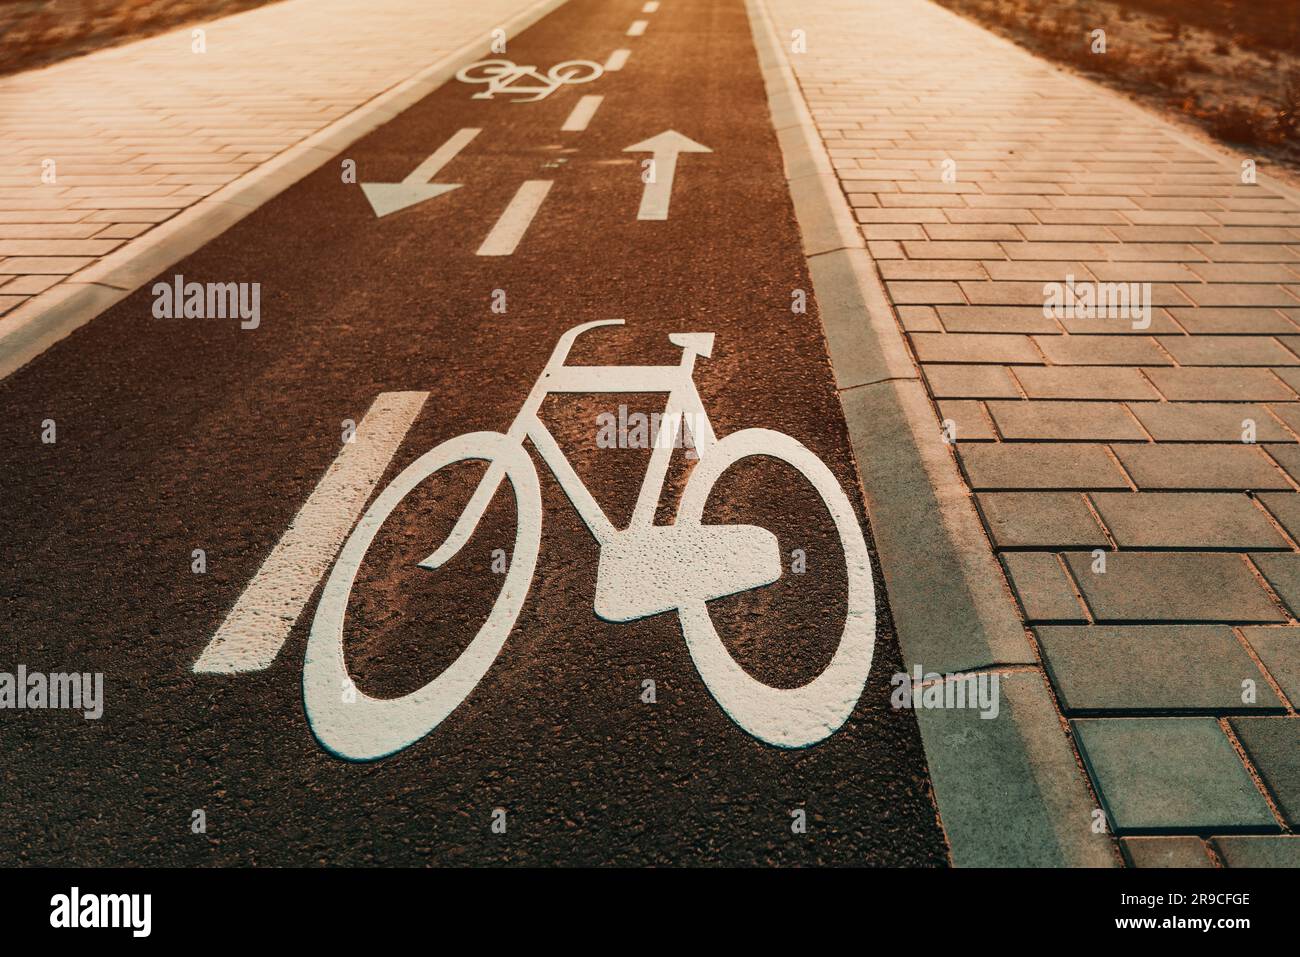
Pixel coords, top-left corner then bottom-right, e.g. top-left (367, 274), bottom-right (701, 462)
top-left (623, 130), bottom-right (712, 221)
top-left (361, 127), bottom-right (481, 218)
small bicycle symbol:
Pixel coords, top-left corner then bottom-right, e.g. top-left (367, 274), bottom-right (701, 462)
top-left (455, 58), bottom-right (603, 102)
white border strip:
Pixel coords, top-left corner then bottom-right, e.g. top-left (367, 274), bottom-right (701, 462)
top-left (193, 391), bottom-right (428, 674)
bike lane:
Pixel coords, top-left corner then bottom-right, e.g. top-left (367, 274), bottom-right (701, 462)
top-left (0, 0), bottom-right (948, 864)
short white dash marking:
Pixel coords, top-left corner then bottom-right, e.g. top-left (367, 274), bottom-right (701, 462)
top-left (604, 48), bottom-right (631, 71)
top-left (561, 95), bottom-right (604, 132)
top-left (642, 1), bottom-right (659, 12)
top-left (477, 180), bottom-right (553, 256)
top-left (627, 19), bottom-right (648, 36)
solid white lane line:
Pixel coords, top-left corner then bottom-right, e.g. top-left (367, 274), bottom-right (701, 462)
top-left (192, 391), bottom-right (428, 674)
top-left (604, 48), bottom-right (631, 71)
top-left (561, 95), bottom-right (604, 132)
top-left (642, 1), bottom-right (659, 11)
top-left (477, 180), bottom-right (553, 256)
top-left (627, 20), bottom-right (648, 36)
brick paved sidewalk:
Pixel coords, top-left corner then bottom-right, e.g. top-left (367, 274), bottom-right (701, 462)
top-left (0, 0), bottom-right (540, 318)
top-left (766, 0), bottom-right (1300, 866)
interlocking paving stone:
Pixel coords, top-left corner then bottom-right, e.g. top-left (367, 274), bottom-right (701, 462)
top-left (1228, 718), bottom-right (1300, 826)
top-left (1128, 403), bottom-right (1293, 442)
top-left (922, 364), bottom-right (1020, 399)
top-left (959, 444), bottom-right (1129, 490)
top-left (1239, 625), bottom-right (1300, 704)
top-left (1063, 552), bottom-right (1285, 623)
top-left (1246, 555), bottom-right (1300, 620)
top-left (1113, 444), bottom-right (1293, 491)
top-left (1273, 367), bottom-right (1300, 397)
top-left (1120, 836), bottom-right (1214, 868)
top-left (1156, 336), bottom-right (1300, 366)
top-left (1059, 312), bottom-right (1183, 335)
top-left (937, 305), bottom-right (1062, 334)
top-left (887, 280), bottom-right (966, 305)
top-left (935, 400), bottom-right (995, 440)
top-left (1037, 625), bottom-right (1281, 712)
top-left (911, 333), bottom-right (1039, 364)
top-left (1213, 836), bottom-right (1300, 867)
top-left (1001, 554), bottom-right (1085, 623)
top-left (1168, 307), bottom-right (1300, 335)
top-left (1073, 718), bottom-right (1277, 832)
top-left (1031, 335), bottom-right (1168, 366)
top-left (1257, 492), bottom-right (1300, 543)
top-left (1142, 368), bottom-right (1296, 402)
top-left (976, 492), bottom-right (1106, 548)
top-left (1089, 492), bottom-right (1289, 549)
top-left (1012, 367), bottom-right (1159, 400)
top-left (1263, 443), bottom-right (1300, 485)
top-left (986, 400), bottom-right (1146, 441)
top-left (1264, 401), bottom-right (1300, 437)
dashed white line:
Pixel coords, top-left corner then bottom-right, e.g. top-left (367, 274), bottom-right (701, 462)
top-left (642, 1), bottom-right (659, 11)
top-left (477, 180), bottom-right (553, 256)
top-left (604, 48), bottom-right (632, 71)
top-left (627, 20), bottom-right (648, 36)
top-left (193, 391), bottom-right (429, 674)
top-left (561, 95), bottom-right (604, 132)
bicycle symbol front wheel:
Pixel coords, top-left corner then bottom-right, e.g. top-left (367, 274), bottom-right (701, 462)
top-left (676, 428), bottom-right (877, 748)
top-left (303, 431), bottom-right (541, 761)
top-left (547, 59), bottom-right (603, 85)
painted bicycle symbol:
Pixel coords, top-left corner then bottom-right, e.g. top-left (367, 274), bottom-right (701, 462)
top-left (303, 321), bottom-right (877, 760)
top-left (455, 58), bottom-right (603, 101)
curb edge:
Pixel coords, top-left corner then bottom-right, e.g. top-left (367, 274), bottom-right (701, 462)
top-left (745, 0), bottom-right (1119, 867)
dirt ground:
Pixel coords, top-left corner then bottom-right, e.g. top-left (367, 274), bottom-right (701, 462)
top-left (0, 0), bottom-right (280, 76)
top-left (934, 0), bottom-right (1300, 178)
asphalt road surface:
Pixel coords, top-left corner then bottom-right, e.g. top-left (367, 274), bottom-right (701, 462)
top-left (0, 0), bottom-right (948, 865)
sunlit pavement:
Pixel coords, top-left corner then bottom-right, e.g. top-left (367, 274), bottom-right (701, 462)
top-left (1, 0), bottom-right (1297, 868)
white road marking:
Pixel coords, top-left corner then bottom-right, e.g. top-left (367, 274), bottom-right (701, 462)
top-left (477, 180), bottom-right (553, 256)
top-left (407, 127), bottom-right (480, 182)
top-left (360, 128), bottom-right (479, 217)
top-left (624, 130), bottom-right (712, 221)
top-left (561, 95), bottom-right (604, 132)
top-left (456, 59), bottom-right (603, 102)
top-left (627, 20), bottom-right (648, 36)
top-left (302, 320), bottom-right (877, 759)
top-left (642, 1), bottom-right (660, 11)
top-left (193, 391), bottom-right (429, 674)
top-left (603, 48), bottom-right (631, 71)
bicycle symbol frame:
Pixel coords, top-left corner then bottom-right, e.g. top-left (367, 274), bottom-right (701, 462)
top-left (303, 321), bottom-right (877, 760)
top-left (455, 58), bottom-right (604, 101)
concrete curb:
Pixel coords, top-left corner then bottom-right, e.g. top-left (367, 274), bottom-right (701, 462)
top-left (745, 0), bottom-right (1118, 867)
top-left (0, 0), bottom-right (572, 384)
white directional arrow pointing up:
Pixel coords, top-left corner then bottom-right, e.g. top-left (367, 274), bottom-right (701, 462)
top-left (623, 130), bottom-right (712, 221)
top-left (361, 128), bottom-right (481, 218)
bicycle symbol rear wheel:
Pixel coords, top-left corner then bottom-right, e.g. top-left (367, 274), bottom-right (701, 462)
top-left (303, 431), bottom-right (541, 761)
top-left (675, 428), bottom-right (877, 748)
